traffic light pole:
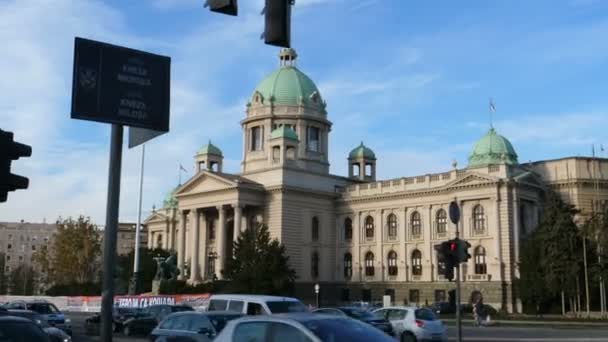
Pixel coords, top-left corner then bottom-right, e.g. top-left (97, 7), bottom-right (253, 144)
top-left (455, 215), bottom-right (462, 342)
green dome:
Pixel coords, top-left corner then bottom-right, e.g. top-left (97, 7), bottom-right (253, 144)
top-left (162, 186), bottom-right (179, 209)
top-left (270, 126), bottom-right (298, 140)
top-left (468, 128), bottom-right (518, 167)
top-left (197, 141), bottom-right (222, 157)
top-left (252, 49), bottom-right (323, 107)
top-left (349, 142), bottom-right (376, 160)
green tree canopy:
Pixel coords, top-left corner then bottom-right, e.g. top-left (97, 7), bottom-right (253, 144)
top-left (8, 264), bottom-right (37, 295)
top-left (223, 224), bottom-right (296, 295)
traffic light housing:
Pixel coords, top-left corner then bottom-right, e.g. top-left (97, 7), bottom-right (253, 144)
top-left (0, 129), bottom-right (32, 202)
top-left (438, 240), bottom-right (458, 281)
top-left (264, 0), bottom-right (293, 48)
top-left (206, 0), bottom-right (238, 16)
top-left (455, 239), bottom-right (472, 264)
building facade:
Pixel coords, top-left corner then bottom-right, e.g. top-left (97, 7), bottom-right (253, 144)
top-left (0, 221), bottom-right (54, 274)
top-left (145, 48), bottom-right (608, 312)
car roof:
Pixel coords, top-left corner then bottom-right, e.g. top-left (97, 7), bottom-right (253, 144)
top-left (230, 313), bottom-right (341, 324)
top-left (0, 316), bottom-right (36, 323)
top-left (209, 294), bottom-right (300, 302)
top-left (374, 306), bottom-right (420, 311)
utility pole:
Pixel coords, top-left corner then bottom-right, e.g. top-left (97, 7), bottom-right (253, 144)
top-left (131, 143), bottom-right (146, 295)
top-left (449, 200), bottom-right (462, 342)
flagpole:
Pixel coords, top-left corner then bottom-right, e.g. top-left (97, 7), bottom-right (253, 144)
top-left (131, 143), bottom-right (145, 295)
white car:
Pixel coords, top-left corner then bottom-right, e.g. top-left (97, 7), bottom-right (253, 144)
top-left (214, 313), bottom-right (396, 342)
top-left (372, 306), bottom-right (447, 342)
top-left (206, 294), bottom-right (307, 315)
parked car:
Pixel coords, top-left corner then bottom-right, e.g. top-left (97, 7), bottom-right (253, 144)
top-left (3, 300), bottom-right (72, 336)
top-left (150, 311), bottom-right (243, 341)
top-left (0, 309), bottom-right (71, 342)
top-left (121, 304), bottom-right (193, 336)
top-left (0, 315), bottom-right (52, 341)
top-left (214, 313), bottom-right (396, 342)
top-left (312, 307), bottom-right (393, 336)
top-left (84, 307), bottom-right (143, 335)
top-left (429, 302), bottom-right (455, 315)
top-left (207, 294), bottom-right (307, 315)
top-left (373, 306), bottom-right (447, 342)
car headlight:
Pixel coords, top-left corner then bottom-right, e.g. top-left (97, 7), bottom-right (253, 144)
top-left (64, 318), bottom-right (71, 323)
top-left (63, 338), bottom-right (71, 342)
top-left (35, 319), bottom-right (42, 325)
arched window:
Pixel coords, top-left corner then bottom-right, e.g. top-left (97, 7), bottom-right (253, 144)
top-left (344, 253), bottom-right (352, 279)
top-left (387, 251), bottom-right (398, 276)
top-left (311, 252), bottom-right (319, 278)
top-left (344, 218), bottom-right (353, 241)
top-left (411, 250), bottom-right (422, 276)
top-left (365, 216), bottom-right (374, 239)
top-left (474, 246), bottom-right (487, 274)
top-left (312, 216), bottom-right (319, 242)
top-left (411, 211), bottom-right (422, 237)
top-left (473, 205), bottom-right (485, 233)
top-left (387, 214), bottom-right (397, 239)
top-left (365, 252), bottom-right (375, 276)
top-left (436, 209), bottom-right (447, 234)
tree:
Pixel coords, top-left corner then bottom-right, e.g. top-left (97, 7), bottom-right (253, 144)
top-left (32, 216), bottom-right (102, 285)
top-left (115, 248), bottom-right (171, 294)
top-left (534, 189), bottom-right (582, 315)
top-left (223, 224), bottom-right (296, 295)
top-left (518, 234), bottom-right (550, 315)
top-left (8, 264), bottom-right (37, 295)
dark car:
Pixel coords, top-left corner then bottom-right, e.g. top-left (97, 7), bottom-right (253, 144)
top-left (0, 315), bottom-right (52, 342)
top-left (312, 307), bottom-right (394, 336)
top-left (122, 304), bottom-right (194, 336)
top-left (3, 300), bottom-right (72, 336)
top-left (430, 302), bottom-right (455, 315)
top-left (84, 307), bottom-right (142, 335)
top-left (151, 311), bottom-right (243, 341)
top-left (0, 309), bottom-right (71, 342)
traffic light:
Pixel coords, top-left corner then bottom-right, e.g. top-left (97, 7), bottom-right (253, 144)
top-left (206, 0), bottom-right (238, 16)
top-left (455, 239), bottom-right (472, 264)
top-left (438, 240), bottom-right (458, 281)
top-left (0, 129), bottom-right (32, 202)
top-left (264, 0), bottom-right (293, 48)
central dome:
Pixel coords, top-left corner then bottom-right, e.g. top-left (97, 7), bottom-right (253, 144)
top-left (252, 48), bottom-right (324, 108)
top-left (468, 128), bottom-right (518, 167)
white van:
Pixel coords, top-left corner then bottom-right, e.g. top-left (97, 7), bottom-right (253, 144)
top-left (206, 294), bottom-right (307, 315)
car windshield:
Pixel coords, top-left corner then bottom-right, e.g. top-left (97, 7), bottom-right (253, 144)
top-left (0, 321), bottom-right (50, 341)
top-left (206, 314), bottom-right (242, 333)
top-left (116, 308), bottom-right (137, 315)
top-left (340, 308), bottom-right (375, 320)
top-left (26, 303), bottom-right (59, 315)
top-left (303, 318), bottom-right (394, 342)
top-left (266, 301), bottom-right (307, 313)
top-left (415, 309), bottom-right (436, 321)
top-left (171, 306), bottom-right (193, 313)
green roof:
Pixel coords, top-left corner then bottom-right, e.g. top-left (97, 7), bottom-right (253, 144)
top-left (252, 49), bottom-right (323, 107)
top-left (468, 128), bottom-right (518, 167)
top-left (270, 126), bottom-right (299, 140)
top-left (349, 142), bottom-right (376, 160)
top-left (162, 186), bottom-right (179, 209)
top-left (197, 141), bottom-right (222, 157)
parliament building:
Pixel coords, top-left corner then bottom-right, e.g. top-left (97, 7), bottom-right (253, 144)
top-left (145, 48), bottom-right (608, 312)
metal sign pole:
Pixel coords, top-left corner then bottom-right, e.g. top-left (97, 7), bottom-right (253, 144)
top-left (101, 124), bottom-right (124, 342)
top-left (456, 218), bottom-right (462, 342)
top-left (131, 143), bottom-right (145, 294)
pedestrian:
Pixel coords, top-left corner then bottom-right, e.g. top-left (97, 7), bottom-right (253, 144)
top-left (472, 302), bottom-right (478, 327)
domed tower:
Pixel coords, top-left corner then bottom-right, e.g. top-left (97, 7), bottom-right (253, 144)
top-left (195, 141), bottom-right (223, 173)
top-left (348, 142), bottom-right (376, 181)
top-left (468, 128), bottom-right (518, 168)
top-left (242, 48), bottom-right (331, 174)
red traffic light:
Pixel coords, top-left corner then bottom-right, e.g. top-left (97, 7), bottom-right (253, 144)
top-left (450, 242), bottom-right (456, 252)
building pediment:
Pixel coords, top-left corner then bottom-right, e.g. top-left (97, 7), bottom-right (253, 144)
top-left (445, 172), bottom-right (500, 190)
top-left (174, 171), bottom-right (239, 197)
top-left (513, 170), bottom-right (545, 188)
top-left (144, 211), bottom-right (167, 224)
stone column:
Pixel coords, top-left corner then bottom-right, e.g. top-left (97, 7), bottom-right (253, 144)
top-left (190, 209), bottom-right (201, 283)
top-left (494, 195), bottom-right (503, 282)
top-left (200, 212), bottom-right (208, 280)
top-left (178, 210), bottom-right (187, 279)
top-left (233, 204), bottom-right (243, 243)
top-left (217, 205), bottom-right (226, 279)
top-left (354, 211), bottom-right (361, 281)
top-left (512, 187), bottom-right (520, 277)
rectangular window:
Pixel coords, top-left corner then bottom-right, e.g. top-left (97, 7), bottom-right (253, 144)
top-left (434, 290), bottom-right (446, 302)
top-left (250, 126), bottom-right (263, 151)
top-left (228, 300), bottom-right (244, 313)
top-left (306, 126), bottom-right (320, 152)
top-left (208, 299), bottom-right (228, 311)
top-left (409, 289), bottom-right (420, 304)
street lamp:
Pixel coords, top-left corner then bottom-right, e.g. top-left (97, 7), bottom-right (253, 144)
top-left (314, 283), bottom-right (320, 308)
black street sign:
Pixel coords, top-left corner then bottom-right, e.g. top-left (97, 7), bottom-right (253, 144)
top-left (449, 201), bottom-right (460, 225)
top-left (71, 37), bottom-right (171, 132)
top-left (128, 127), bottom-right (165, 149)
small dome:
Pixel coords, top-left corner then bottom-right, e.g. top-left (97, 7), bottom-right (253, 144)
top-left (162, 186), bottom-right (179, 209)
top-left (270, 126), bottom-right (298, 140)
top-left (197, 140), bottom-right (223, 157)
top-left (468, 128), bottom-right (518, 167)
top-left (349, 142), bottom-right (376, 160)
top-left (252, 49), bottom-right (324, 108)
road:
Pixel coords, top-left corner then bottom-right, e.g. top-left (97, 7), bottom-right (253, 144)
top-left (67, 312), bottom-right (608, 342)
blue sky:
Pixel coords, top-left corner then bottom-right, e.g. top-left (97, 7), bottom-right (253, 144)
top-left (1, 0), bottom-right (607, 223)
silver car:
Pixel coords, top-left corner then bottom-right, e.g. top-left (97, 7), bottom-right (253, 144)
top-left (214, 313), bottom-right (396, 342)
top-left (372, 306), bottom-right (447, 342)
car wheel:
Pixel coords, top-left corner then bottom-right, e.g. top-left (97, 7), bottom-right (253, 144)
top-left (123, 324), bottom-right (132, 336)
top-left (401, 332), bottom-right (417, 342)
